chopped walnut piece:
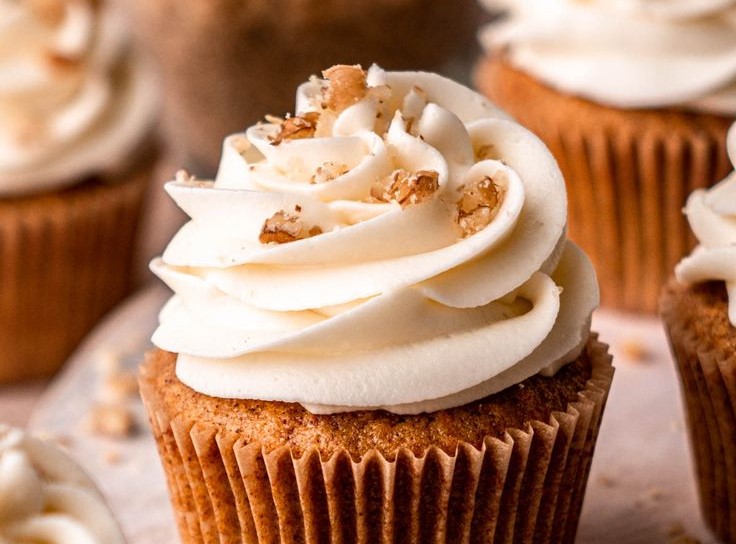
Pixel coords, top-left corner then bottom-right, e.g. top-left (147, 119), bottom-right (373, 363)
top-left (270, 112), bottom-right (320, 145)
top-left (259, 209), bottom-right (323, 244)
top-left (371, 169), bottom-right (439, 209)
top-left (322, 65), bottom-right (367, 112)
top-left (85, 404), bottom-right (136, 439)
top-left (311, 162), bottom-right (350, 184)
top-left (456, 176), bottom-right (502, 237)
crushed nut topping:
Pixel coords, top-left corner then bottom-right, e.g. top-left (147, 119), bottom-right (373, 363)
top-left (455, 176), bottom-right (502, 237)
top-left (311, 161), bottom-right (350, 184)
top-left (259, 209), bottom-right (323, 244)
top-left (370, 169), bottom-right (439, 209)
top-left (322, 65), bottom-right (367, 112)
top-left (270, 112), bottom-right (320, 145)
top-left (85, 404), bottom-right (136, 439)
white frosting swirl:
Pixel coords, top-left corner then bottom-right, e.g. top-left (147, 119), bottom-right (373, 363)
top-left (151, 65), bottom-right (599, 414)
top-left (676, 122), bottom-right (736, 325)
top-left (0, 425), bottom-right (125, 544)
top-left (0, 0), bottom-right (158, 196)
top-left (479, 0), bottom-right (736, 113)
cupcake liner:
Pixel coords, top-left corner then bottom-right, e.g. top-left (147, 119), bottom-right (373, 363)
top-left (661, 287), bottom-right (736, 543)
top-left (476, 58), bottom-right (732, 313)
top-left (140, 336), bottom-right (613, 544)
top-left (128, 0), bottom-right (483, 175)
top-left (0, 160), bottom-right (154, 382)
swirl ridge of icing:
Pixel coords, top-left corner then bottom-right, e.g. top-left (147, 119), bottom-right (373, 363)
top-left (0, 425), bottom-right (125, 544)
top-left (0, 0), bottom-right (158, 196)
top-left (151, 65), bottom-right (599, 414)
top-left (479, 0), bottom-right (736, 113)
top-left (676, 122), bottom-right (736, 325)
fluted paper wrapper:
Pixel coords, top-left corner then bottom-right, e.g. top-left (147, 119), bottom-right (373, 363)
top-left (0, 163), bottom-right (151, 382)
top-left (140, 338), bottom-right (613, 543)
top-left (476, 58), bottom-right (732, 314)
top-left (661, 287), bottom-right (736, 543)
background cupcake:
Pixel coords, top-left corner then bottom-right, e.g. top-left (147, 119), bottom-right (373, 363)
top-left (476, 0), bottom-right (736, 313)
top-left (0, 424), bottom-right (126, 543)
top-left (661, 122), bottom-right (736, 543)
top-left (0, 0), bottom-right (159, 382)
top-left (125, 0), bottom-right (484, 176)
top-left (140, 65), bottom-right (613, 543)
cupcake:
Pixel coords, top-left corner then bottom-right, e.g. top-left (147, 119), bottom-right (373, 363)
top-left (0, 424), bottom-right (125, 543)
top-left (661, 122), bottom-right (736, 543)
top-left (476, 0), bottom-right (736, 313)
top-left (125, 0), bottom-right (484, 176)
top-left (0, 0), bottom-right (159, 382)
top-left (140, 65), bottom-right (614, 543)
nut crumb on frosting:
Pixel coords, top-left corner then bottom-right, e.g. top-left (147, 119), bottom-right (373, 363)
top-left (370, 169), bottom-right (439, 209)
top-left (311, 161), bottom-right (350, 184)
top-left (321, 64), bottom-right (368, 113)
top-left (259, 209), bottom-right (323, 244)
top-left (456, 176), bottom-right (502, 237)
top-left (270, 112), bottom-right (320, 145)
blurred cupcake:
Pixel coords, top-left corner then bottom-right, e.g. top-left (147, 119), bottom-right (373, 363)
top-left (0, 0), bottom-right (159, 382)
top-left (0, 424), bottom-right (125, 543)
top-left (125, 0), bottom-right (484, 176)
top-left (477, 0), bottom-right (735, 313)
top-left (661, 122), bottom-right (736, 543)
top-left (140, 65), bottom-right (614, 543)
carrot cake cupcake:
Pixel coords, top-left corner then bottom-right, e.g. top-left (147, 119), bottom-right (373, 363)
top-left (661, 121), bottom-right (736, 543)
top-left (140, 65), bottom-right (614, 543)
top-left (0, 0), bottom-right (159, 381)
top-left (477, 0), bottom-right (736, 313)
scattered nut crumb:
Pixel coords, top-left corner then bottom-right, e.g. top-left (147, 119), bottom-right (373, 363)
top-left (103, 449), bottom-right (122, 465)
top-left (259, 209), bottom-right (323, 244)
top-left (101, 370), bottom-right (139, 403)
top-left (311, 162), bottom-right (350, 184)
top-left (85, 404), bottom-right (136, 439)
top-left (370, 169), bottom-right (439, 208)
top-left (666, 522), bottom-right (701, 544)
top-left (322, 65), bottom-right (367, 112)
top-left (455, 176), bottom-right (502, 237)
top-left (270, 112), bottom-right (320, 145)
top-left (95, 349), bottom-right (122, 379)
top-left (620, 339), bottom-right (651, 363)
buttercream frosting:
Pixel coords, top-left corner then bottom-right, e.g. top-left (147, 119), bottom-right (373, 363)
top-left (151, 65), bottom-right (599, 414)
top-left (0, 425), bottom-right (125, 544)
top-left (0, 0), bottom-right (158, 197)
top-left (676, 122), bottom-right (736, 325)
top-left (479, 0), bottom-right (736, 113)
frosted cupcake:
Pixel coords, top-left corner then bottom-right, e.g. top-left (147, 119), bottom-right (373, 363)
top-left (0, 424), bottom-right (125, 543)
top-left (140, 65), bottom-right (614, 543)
top-left (661, 122), bottom-right (736, 543)
top-left (126, 0), bottom-right (483, 175)
top-left (0, 0), bottom-right (159, 381)
top-left (477, 0), bottom-right (735, 313)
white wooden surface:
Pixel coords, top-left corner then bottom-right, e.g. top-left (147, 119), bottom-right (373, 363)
top-left (26, 285), bottom-right (716, 543)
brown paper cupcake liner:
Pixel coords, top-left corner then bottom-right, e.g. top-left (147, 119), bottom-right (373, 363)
top-left (129, 0), bottom-right (483, 175)
top-left (140, 336), bottom-right (613, 543)
top-left (476, 57), bottom-right (732, 314)
top-left (0, 159), bottom-right (154, 382)
top-left (661, 283), bottom-right (736, 543)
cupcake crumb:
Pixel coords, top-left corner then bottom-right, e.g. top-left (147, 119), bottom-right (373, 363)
top-left (666, 522), bottom-right (700, 544)
top-left (85, 404), bottom-right (136, 439)
top-left (101, 370), bottom-right (139, 403)
top-left (620, 339), bottom-right (651, 363)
